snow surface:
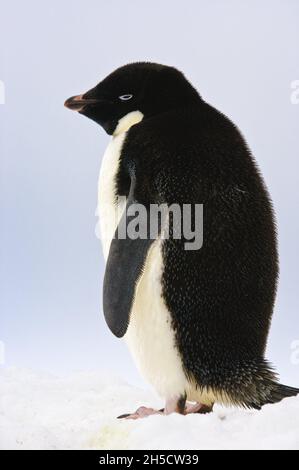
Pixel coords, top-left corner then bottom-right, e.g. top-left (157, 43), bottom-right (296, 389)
top-left (0, 368), bottom-right (298, 450)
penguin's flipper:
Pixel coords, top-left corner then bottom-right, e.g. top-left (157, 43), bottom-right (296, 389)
top-left (103, 174), bottom-right (159, 338)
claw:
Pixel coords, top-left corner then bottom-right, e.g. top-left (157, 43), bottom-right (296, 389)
top-left (117, 413), bottom-right (132, 419)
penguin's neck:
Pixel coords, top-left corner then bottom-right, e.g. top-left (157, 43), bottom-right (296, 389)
top-left (113, 110), bottom-right (144, 137)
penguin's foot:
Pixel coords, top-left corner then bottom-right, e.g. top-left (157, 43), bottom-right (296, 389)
top-left (117, 406), bottom-right (163, 420)
top-left (117, 395), bottom-right (186, 420)
top-left (162, 401), bottom-right (213, 415)
top-left (184, 402), bottom-right (214, 414)
top-left (117, 397), bottom-right (213, 419)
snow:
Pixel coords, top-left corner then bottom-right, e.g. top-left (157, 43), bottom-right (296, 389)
top-left (0, 367), bottom-right (298, 450)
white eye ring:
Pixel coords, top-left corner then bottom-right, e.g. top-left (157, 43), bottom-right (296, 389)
top-left (119, 94), bottom-right (133, 101)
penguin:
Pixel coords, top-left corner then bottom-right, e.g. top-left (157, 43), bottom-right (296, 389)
top-left (65, 62), bottom-right (299, 418)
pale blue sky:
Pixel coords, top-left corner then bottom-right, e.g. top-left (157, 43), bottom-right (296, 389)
top-left (0, 0), bottom-right (298, 388)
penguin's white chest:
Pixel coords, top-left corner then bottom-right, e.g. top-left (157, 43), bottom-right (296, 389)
top-left (124, 239), bottom-right (188, 399)
top-left (97, 113), bottom-right (187, 400)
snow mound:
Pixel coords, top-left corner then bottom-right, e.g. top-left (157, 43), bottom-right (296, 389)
top-left (0, 368), bottom-right (298, 450)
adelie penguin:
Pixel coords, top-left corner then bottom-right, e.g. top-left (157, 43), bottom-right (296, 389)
top-left (65, 62), bottom-right (299, 418)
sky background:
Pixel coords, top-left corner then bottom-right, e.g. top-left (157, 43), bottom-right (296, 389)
top-left (0, 0), bottom-right (298, 389)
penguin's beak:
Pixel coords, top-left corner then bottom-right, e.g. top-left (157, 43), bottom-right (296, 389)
top-left (64, 90), bottom-right (116, 134)
top-left (64, 94), bottom-right (100, 112)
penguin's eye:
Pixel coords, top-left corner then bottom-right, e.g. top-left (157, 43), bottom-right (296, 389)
top-left (119, 94), bottom-right (133, 101)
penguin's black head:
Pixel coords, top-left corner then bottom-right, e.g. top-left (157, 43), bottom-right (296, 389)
top-left (64, 62), bottom-right (201, 135)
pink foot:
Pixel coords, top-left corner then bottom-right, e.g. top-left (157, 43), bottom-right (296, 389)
top-left (117, 406), bottom-right (163, 420)
top-left (117, 399), bottom-right (213, 419)
top-left (184, 402), bottom-right (214, 414)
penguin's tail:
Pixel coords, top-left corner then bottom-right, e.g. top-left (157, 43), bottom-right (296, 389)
top-left (236, 380), bottom-right (299, 410)
top-left (225, 359), bottom-right (299, 410)
top-left (263, 382), bottom-right (299, 406)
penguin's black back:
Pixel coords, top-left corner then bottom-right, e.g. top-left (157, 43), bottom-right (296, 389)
top-left (117, 100), bottom-right (297, 409)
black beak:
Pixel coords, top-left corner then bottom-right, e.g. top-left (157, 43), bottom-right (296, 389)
top-left (64, 94), bottom-right (100, 111)
top-left (64, 92), bottom-right (116, 134)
